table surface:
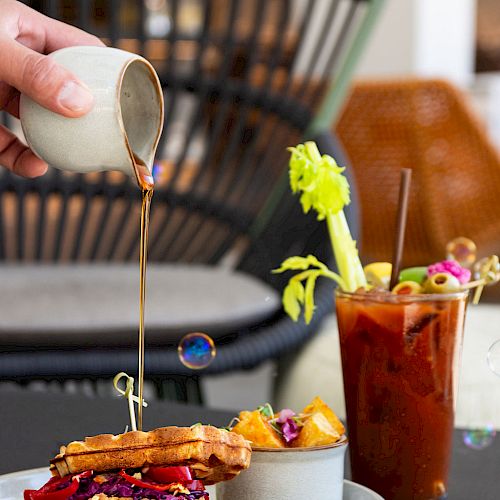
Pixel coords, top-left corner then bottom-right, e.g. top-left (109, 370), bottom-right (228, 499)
top-left (1, 388), bottom-right (498, 500)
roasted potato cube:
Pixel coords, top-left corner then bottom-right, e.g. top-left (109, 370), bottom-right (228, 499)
top-left (231, 410), bottom-right (284, 448)
top-left (302, 396), bottom-right (345, 436)
top-left (291, 412), bottom-right (340, 448)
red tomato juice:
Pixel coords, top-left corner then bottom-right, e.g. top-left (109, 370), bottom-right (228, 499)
top-left (336, 290), bottom-right (468, 500)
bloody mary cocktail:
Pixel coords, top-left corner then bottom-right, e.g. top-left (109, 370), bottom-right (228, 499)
top-left (336, 290), bottom-right (468, 500)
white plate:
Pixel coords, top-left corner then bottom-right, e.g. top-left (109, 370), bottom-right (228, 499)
top-left (0, 467), bottom-right (384, 499)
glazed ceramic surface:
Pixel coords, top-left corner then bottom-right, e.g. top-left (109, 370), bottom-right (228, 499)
top-left (0, 467), bottom-right (383, 499)
top-left (20, 46), bottom-right (164, 177)
top-left (216, 439), bottom-right (350, 500)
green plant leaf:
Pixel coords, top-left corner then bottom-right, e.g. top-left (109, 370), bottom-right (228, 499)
top-left (304, 271), bottom-right (321, 324)
top-left (275, 254), bottom-right (347, 323)
top-left (303, 254), bottom-right (329, 271)
top-left (273, 256), bottom-right (312, 273)
top-left (272, 254), bottom-right (329, 274)
top-left (282, 280), bottom-right (303, 321)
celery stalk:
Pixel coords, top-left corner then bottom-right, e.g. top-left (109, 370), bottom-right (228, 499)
top-left (326, 211), bottom-right (366, 292)
top-left (273, 141), bottom-right (366, 323)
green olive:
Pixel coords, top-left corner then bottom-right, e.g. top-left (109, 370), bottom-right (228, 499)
top-left (424, 273), bottom-right (461, 293)
top-left (399, 267), bottom-right (428, 285)
top-left (392, 281), bottom-right (424, 295)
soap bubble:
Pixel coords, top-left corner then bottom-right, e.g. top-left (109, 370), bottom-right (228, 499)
top-left (446, 237), bottom-right (477, 267)
top-left (151, 162), bottom-right (162, 180)
top-left (178, 332), bottom-right (216, 369)
top-left (487, 339), bottom-right (500, 377)
top-left (152, 162), bottom-right (169, 183)
top-left (463, 426), bottom-right (496, 450)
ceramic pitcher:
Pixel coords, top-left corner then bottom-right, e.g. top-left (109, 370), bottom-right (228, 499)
top-left (20, 46), bottom-right (164, 185)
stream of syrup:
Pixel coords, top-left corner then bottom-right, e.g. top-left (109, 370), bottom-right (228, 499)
top-left (133, 155), bottom-right (154, 431)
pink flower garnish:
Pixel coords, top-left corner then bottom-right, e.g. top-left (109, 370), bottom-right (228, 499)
top-left (276, 409), bottom-right (300, 442)
top-left (277, 409), bottom-right (295, 423)
top-left (281, 419), bottom-right (300, 443)
top-left (427, 260), bottom-right (471, 284)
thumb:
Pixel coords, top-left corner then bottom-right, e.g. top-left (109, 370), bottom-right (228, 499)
top-left (0, 36), bottom-right (94, 118)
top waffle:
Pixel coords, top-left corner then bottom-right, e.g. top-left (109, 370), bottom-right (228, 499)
top-left (50, 425), bottom-right (251, 485)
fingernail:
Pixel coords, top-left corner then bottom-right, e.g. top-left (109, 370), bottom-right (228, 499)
top-left (58, 81), bottom-right (94, 112)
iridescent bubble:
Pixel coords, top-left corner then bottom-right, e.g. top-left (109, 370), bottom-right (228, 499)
top-left (151, 162), bottom-right (163, 181)
top-left (463, 426), bottom-right (496, 450)
top-left (487, 339), bottom-right (500, 377)
top-left (178, 332), bottom-right (216, 369)
top-left (446, 237), bottom-right (477, 267)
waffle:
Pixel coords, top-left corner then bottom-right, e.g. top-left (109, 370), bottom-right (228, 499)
top-left (50, 425), bottom-right (251, 485)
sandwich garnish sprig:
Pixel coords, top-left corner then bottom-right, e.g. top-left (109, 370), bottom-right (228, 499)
top-left (273, 142), bottom-right (366, 323)
top-left (113, 372), bottom-right (148, 432)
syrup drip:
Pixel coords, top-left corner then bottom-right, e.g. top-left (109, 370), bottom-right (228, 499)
top-left (133, 155), bottom-right (153, 431)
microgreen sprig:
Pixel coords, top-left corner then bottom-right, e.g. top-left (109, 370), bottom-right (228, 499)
top-left (223, 416), bottom-right (241, 432)
top-left (257, 403), bottom-right (275, 418)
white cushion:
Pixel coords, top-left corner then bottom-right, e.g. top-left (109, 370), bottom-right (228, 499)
top-left (0, 264), bottom-right (280, 347)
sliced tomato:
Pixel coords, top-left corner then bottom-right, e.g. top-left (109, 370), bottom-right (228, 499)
top-left (24, 480), bottom-right (78, 500)
top-left (144, 466), bottom-right (192, 484)
top-left (120, 468), bottom-right (204, 493)
top-left (119, 470), bottom-right (174, 491)
top-left (184, 480), bottom-right (205, 491)
top-left (25, 476), bottom-right (68, 497)
top-left (24, 471), bottom-right (92, 500)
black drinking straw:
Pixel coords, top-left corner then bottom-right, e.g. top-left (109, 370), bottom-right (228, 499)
top-left (389, 169), bottom-right (412, 290)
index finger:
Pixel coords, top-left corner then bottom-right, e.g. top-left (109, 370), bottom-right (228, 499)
top-left (15, 2), bottom-right (105, 53)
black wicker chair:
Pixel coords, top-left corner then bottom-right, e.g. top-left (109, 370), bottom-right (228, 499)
top-left (0, 0), bottom-right (383, 402)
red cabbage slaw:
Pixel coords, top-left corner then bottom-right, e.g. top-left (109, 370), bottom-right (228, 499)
top-left (26, 471), bottom-right (209, 500)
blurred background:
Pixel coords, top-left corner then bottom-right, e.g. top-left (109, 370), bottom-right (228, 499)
top-left (1, 0), bottom-right (499, 435)
top-left (11, 0), bottom-right (500, 270)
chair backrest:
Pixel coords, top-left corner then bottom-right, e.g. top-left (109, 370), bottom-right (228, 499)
top-left (1, 0), bottom-right (383, 284)
top-left (336, 78), bottom-right (500, 266)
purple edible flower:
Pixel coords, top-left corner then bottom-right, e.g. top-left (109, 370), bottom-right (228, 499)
top-left (427, 260), bottom-right (471, 284)
top-left (277, 409), bottom-right (295, 423)
top-left (281, 419), bottom-right (300, 443)
top-left (276, 409), bottom-right (300, 443)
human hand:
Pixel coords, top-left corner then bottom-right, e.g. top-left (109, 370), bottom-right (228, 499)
top-left (0, 0), bottom-right (104, 177)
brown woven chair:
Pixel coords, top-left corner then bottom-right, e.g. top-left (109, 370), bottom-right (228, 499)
top-left (336, 79), bottom-right (500, 275)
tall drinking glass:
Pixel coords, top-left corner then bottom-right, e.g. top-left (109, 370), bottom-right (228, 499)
top-left (336, 290), bottom-right (468, 500)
